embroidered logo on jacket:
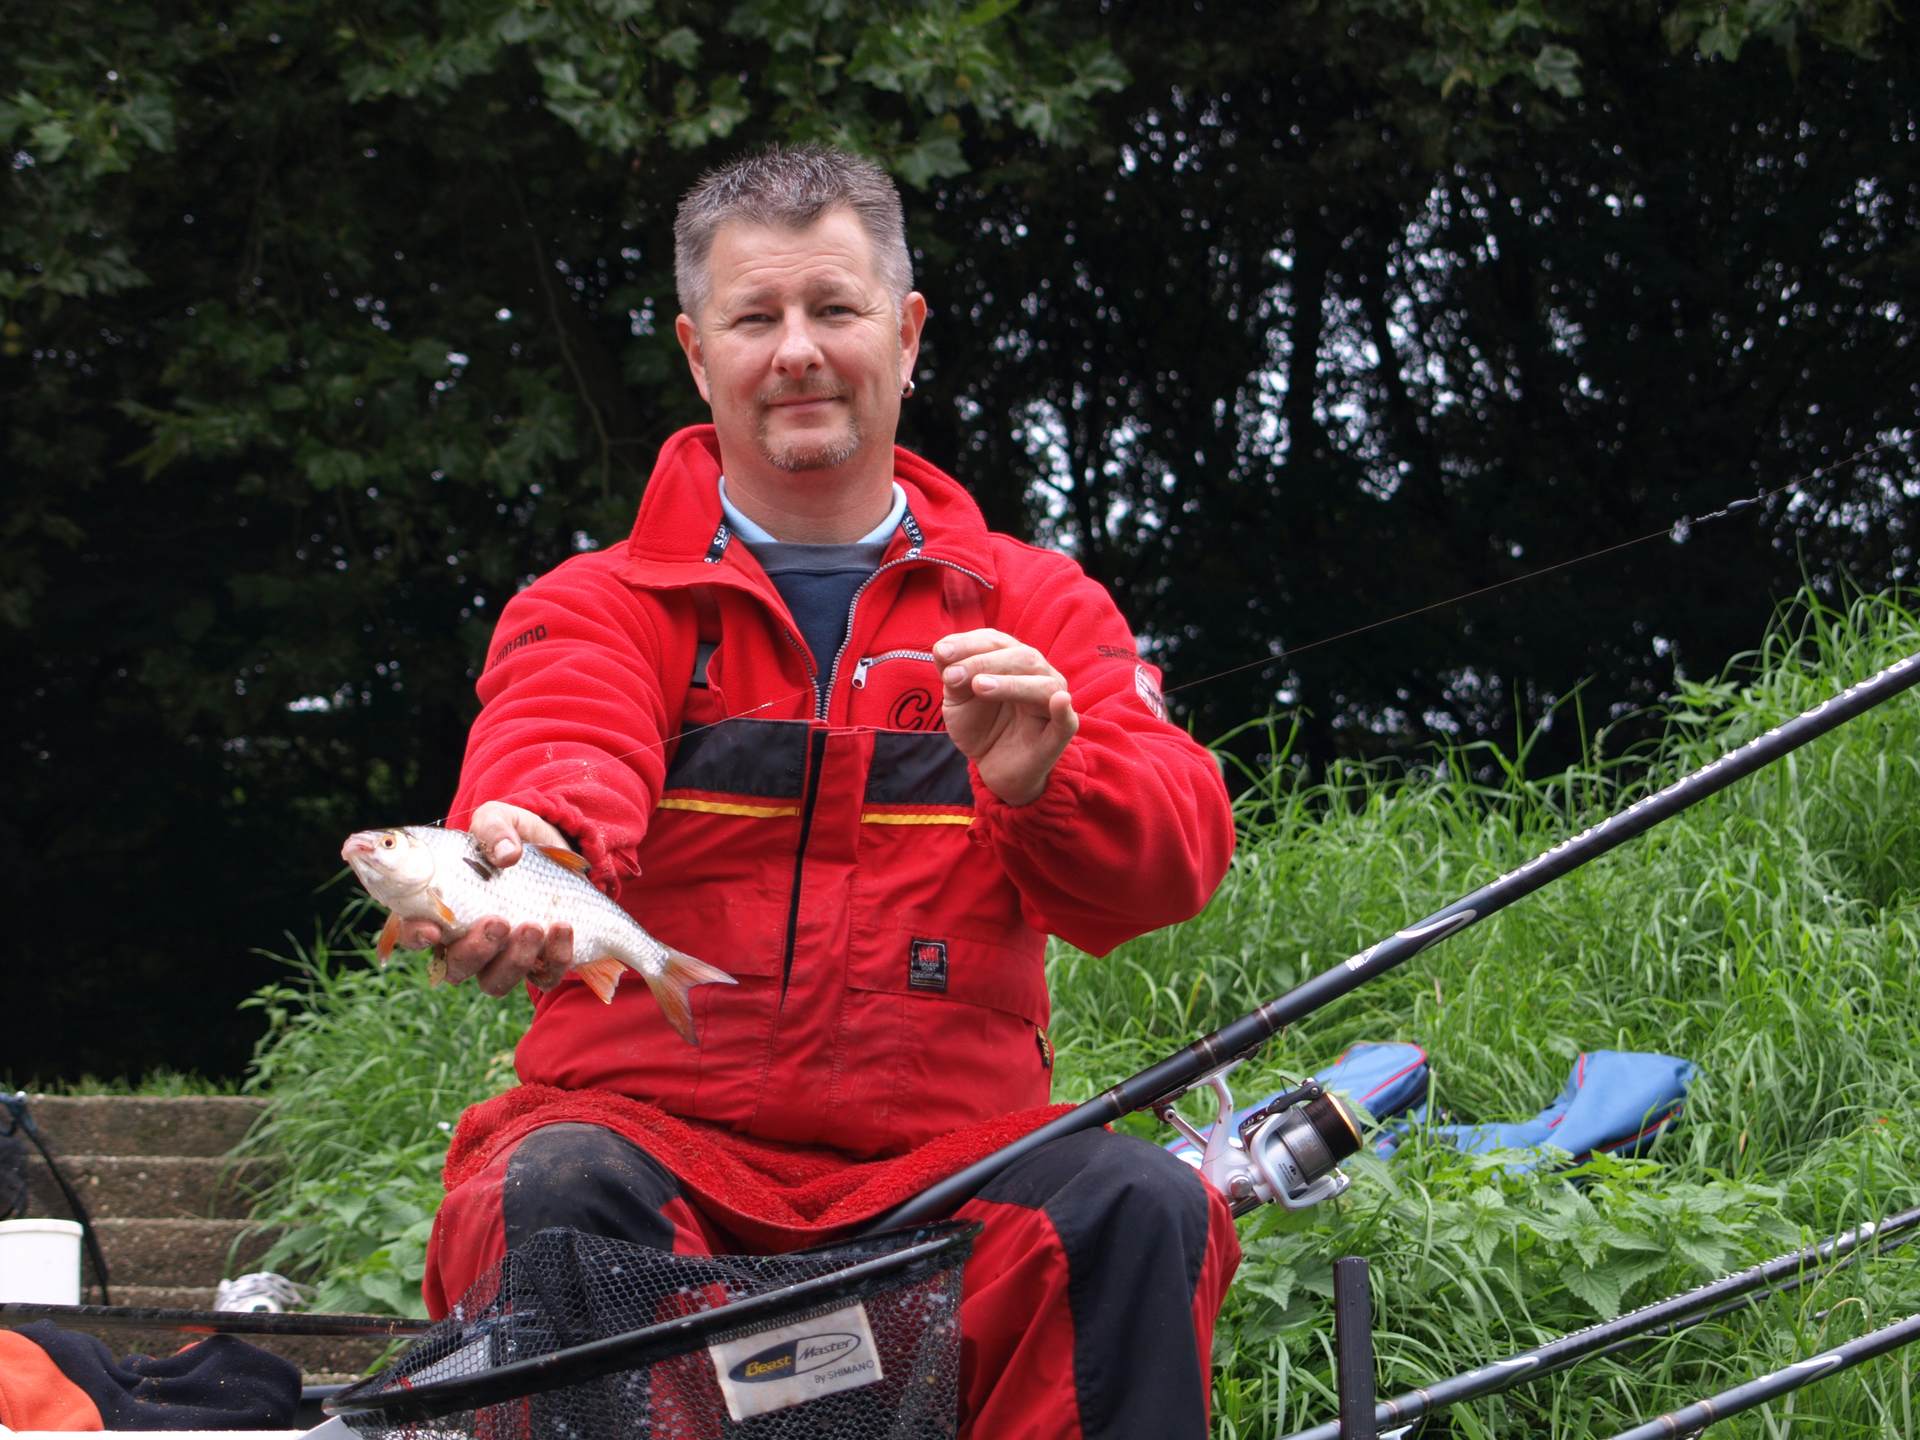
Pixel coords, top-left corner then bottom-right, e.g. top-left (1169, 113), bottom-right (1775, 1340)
top-left (492, 623), bottom-right (549, 667)
top-left (908, 939), bottom-right (949, 991)
top-left (887, 688), bottom-right (941, 730)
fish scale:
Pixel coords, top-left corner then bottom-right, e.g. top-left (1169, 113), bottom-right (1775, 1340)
top-left (340, 823), bottom-right (737, 1045)
top-left (410, 826), bottom-right (662, 967)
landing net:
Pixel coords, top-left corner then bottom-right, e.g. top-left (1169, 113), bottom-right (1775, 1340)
top-left (329, 1221), bottom-right (976, 1440)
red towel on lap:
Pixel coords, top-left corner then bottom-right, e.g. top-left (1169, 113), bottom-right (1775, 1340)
top-left (444, 1084), bottom-right (1075, 1252)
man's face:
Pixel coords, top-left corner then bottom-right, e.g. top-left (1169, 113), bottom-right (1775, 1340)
top-left (676, 208), bottom-right (925, 486)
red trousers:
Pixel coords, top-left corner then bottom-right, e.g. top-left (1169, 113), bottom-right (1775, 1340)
top-left (426, 1122), bottom-right (1240, 1439)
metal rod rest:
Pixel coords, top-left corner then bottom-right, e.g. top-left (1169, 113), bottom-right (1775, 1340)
top-left (1333, 1256), bottom-right (1377, 1440)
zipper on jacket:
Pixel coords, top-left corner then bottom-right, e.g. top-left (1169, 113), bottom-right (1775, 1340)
top-left (776, 622), bottom-right (820, 701)
top-left (823, 555), bottom-right (991, 716)
top-left (716, 575), bottom-right (822, 1006)
top-left (778, 552), bottom-right (991, 1005)
top-left (850, 649), bottom-right (937, 688)
top-left (774, 597), bottom-right (823, 1004)
top-left (778, 726), bottom-right (831, 1002)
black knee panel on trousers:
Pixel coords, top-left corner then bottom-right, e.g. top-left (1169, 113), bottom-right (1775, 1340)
top-left (502, 1123), bottom-right (683, 1253)
top-left (974, 1126), bottom-right (1215, 1439)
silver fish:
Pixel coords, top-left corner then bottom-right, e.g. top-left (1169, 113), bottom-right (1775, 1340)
top-left (340, 824), bottom-right (735, 1045)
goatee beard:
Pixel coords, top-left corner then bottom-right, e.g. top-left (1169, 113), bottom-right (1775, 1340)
top-left (758, 409), bottom-right (862, 473)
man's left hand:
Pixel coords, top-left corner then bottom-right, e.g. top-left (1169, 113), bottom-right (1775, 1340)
top-left (936, 629), bottom-right (1079, 806)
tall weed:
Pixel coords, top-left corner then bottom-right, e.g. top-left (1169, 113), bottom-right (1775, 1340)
top-left (238, 902), bottom-right (529, 1316)
top-left (1116, 588), bottom-right (1920, 1434)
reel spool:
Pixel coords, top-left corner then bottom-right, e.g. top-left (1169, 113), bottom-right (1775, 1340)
top-left (1159, 1070), bottom-right (1362, 1217)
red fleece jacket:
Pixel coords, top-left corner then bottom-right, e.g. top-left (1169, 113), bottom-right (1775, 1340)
top-left (445, 426), bottom-right (1232, 1161)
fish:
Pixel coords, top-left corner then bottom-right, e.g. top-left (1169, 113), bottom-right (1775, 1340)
top-left (340, 824), bottom-right (736, 1045)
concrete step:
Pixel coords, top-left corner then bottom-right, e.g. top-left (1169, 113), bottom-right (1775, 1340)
top-left (20, 1094), bottom-right (266, 1157)
top-left (12, 1095), bottom-right (405, 1381)
top-left (25, 1153), bottom-right (275, 1219)
top-left (92, 1217), bottom-right (278, 1290)
top-left (105, 1281), bottom-right (220, 1309)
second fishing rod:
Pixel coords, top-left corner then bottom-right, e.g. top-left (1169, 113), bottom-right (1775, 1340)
top-left (1280, 1202), bottom-right (1920, 1440)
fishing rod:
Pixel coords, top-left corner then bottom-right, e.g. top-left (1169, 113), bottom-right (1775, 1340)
top-left (1278, 1204), bottom-right (1920, 1440)
top-left (0, 1298), bottom-right (429, 1338)
top-left (867, 646), bottom-right (1920, 1232)
top-left (1587, 1218), bottom-right (1920, 1363)
top-left (1603, 1311), bottom-right (1920, 1440)
top-left (416, 446), bottom-right (1910, 834)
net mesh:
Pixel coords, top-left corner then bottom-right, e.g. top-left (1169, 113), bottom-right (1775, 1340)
top-left (332, 1222), bottom-right (974, 1440)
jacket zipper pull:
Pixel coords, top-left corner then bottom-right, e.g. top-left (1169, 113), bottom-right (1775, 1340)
top-left (851, 657), bottom-right (873, 689)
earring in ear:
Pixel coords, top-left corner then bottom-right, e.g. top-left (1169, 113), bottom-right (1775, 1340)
top-left (901, 378), bottom-right (916, 399)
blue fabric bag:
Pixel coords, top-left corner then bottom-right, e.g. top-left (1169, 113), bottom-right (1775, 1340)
top-left (1165, 1040), bottom-right (1429, 1169)
top-left (1385, 1050), bottom-right (1695, 1170)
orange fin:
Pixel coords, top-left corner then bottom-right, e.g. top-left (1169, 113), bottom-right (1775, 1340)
top-left (537, 845), bottom-right (591, 874)
top-left (643, 948), bottom-right (738, 1046)
top-left (431, 892), bottom-right (457, 925)
top-left (574, 955), bottom-right (626, 1004)
top-left (376, 912), bottom-right (403, 965)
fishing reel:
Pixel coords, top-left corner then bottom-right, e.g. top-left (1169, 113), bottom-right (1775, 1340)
top-left (1158, 1066), bottom-right (1362, 1217)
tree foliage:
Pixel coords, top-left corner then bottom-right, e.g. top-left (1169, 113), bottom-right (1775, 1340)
top-left (2, 0), bottom-right (1913, 1079)
top-left (912, 0), bottom-right (1917, 759)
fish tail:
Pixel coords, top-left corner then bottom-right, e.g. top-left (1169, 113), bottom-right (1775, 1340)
top-left (638, 947), bottom-right (738, 1046)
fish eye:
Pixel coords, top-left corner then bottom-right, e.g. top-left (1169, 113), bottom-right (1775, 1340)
top-left (379, 835), bottom-right (396, 849)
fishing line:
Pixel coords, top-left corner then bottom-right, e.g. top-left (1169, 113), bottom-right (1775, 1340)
top-left (415, 439), bottom-right (1903, 829)
top-left (1161, 438), bottom-right (1906, 698)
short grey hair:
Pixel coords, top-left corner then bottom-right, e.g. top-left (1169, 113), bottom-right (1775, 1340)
top-left (673, 144), bottom-right (913, 319)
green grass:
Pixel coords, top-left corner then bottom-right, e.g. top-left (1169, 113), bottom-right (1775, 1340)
top-left (241, 586), bottom-right (1920, 1432)
top-left (1158, 587), bottom-right (1920, 1437)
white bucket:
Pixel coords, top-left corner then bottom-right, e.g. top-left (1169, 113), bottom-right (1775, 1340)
top-left (0, 1216), bottom-right (84, 1304)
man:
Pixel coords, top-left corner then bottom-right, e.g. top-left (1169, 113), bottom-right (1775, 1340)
top-left (408, 145), bottom-right (1239, 1438)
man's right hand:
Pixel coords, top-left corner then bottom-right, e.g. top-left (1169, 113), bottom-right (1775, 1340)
top-left (393, 801), bottom-right (577, 996)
